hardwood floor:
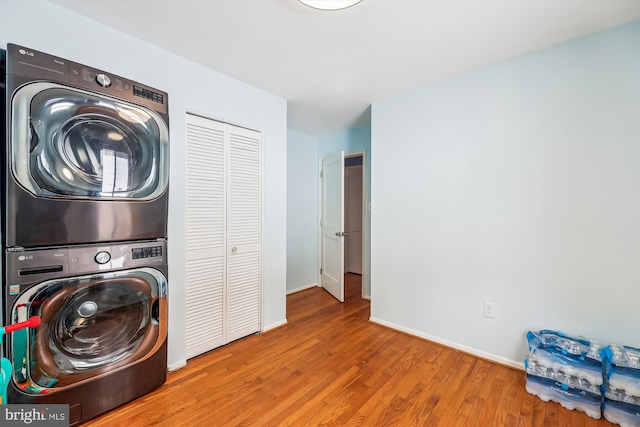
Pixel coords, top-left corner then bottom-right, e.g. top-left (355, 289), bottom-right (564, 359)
top-left (85, 274), bottom-right (615, 426)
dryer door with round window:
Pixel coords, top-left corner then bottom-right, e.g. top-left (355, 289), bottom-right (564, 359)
top-left (11, 82), bottom-right (169, 200)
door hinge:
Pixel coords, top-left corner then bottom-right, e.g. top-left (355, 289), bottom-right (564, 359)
top-left (320, 219), bottom-right (324, 226)
top-left (320, 268), bottom-right (323, 275)
top-left (320, 171), bottom-right (323, 178)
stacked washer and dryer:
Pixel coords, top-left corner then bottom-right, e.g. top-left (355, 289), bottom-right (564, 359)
top-left (1, 44), bottom-right (170, 425)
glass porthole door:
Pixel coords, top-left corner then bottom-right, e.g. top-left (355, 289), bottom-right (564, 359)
top-left (11, 82), bottom-right (169, 200)
top-left (9, 268), bottom-right (167, 394)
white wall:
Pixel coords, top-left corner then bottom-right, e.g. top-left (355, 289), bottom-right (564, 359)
top-left (0, 0), bottom-right (288, 369)
top-left (371, 21), bottom-right (640, 366)
top-left (286, 130), bottom-right (319, 293)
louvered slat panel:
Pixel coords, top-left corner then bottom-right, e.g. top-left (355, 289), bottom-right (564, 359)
top-left (186, 118), bottom-right (225, 253)
top-left (228, 128), bottom-right (261, 247)
top-left (227, 251), bottom-right (260, 341)
top-left (227, 126), bottom-right (261, 342)
top-left (185, 114), bottom-right (227, 359)
top-left (185, 257), bottom-right (225, 359)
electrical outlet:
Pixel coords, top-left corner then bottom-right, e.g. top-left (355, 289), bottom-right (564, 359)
top-left (484, 302), bottom-right (496, 319)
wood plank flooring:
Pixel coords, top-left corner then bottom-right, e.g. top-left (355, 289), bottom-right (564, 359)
top-left (84, 274), bottom-right (615, 426)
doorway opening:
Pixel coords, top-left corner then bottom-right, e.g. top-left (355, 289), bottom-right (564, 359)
top-left (344, 152), bottom-right (366, 300)
top-left (344, 155), bottom-right (363, 273)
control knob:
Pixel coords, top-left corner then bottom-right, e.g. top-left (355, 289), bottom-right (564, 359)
top-left (95, 251), bottom-right (111, 264)
top-left (95, 73), bottom-right (112, 88)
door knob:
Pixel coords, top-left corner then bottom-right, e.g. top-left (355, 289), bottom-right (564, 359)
top-left (335, 232), bottom-right (340, 237)
top-left (231, 247), bottom-right (238, 253)
top-left (341, 232), bottom-right (348, 237)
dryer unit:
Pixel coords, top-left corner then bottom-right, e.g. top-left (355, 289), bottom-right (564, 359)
top-left (5, 44), bottom-right (169, 248)
top-left (3, 240), bottom-right (168, 426)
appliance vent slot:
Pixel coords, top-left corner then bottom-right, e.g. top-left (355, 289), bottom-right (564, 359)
top-left (19, 265), bottom-right (64, 276)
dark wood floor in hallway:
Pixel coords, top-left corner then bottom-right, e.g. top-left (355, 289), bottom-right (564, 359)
top-left (85, 273), bottom-right (614, 426)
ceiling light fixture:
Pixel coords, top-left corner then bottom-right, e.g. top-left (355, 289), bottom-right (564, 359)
top-left (298, 0), bottom-right (363, 11)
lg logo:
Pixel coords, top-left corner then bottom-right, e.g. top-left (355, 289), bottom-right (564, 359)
top-left (18, 255), bottom-right (33, 261)
top-left (18, 48), bottom-right (34, 57)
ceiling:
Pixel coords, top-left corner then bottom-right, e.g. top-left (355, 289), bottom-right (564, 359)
top-left (51, 0), bottom-right (639, 137)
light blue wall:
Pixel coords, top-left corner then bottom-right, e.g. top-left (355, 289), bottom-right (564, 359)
top-left (318, 126), bottom-right (372, 159)
top-left (287, 130), bottom-right (319, 292)
top-left (371, 21), bottom-right (640, 366)
top-left (1, 0), bottom-right (288, 370)
top-left (318, 127), bottom-right (372, 297)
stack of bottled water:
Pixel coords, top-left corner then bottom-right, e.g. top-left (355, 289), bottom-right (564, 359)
top-left (602, 344), bottom-right (640, 427)
top-left (524, 330), bottom-right (603, 419)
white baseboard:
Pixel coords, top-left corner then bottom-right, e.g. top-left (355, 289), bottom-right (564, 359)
top-left (263, 318), bottom-right (287, 332)
top-left (286, 283), bottom-right (319, 295)
top-left (168, 360), bottom-right (187, 372)
top-left (369, 317), bottom-right (524, 371)
top-left (168, 319), bottom-right (288, 372)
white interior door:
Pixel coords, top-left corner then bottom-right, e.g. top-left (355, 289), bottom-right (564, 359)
top-left (185, 114), bottom-right (226, 359)
top-left (226, 125), bottom-right (262, 342)
top-left (321, 152), bottom-right (345, 302)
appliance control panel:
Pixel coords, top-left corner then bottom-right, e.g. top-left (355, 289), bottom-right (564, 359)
top-left (65, 241), bottom-right (167, 274)
top-left (6, 43), bottom-right (168, 115)
top-left (5, 240), bottom-right (168, 284)
top-left (132, 246), bottom-right (163, 259)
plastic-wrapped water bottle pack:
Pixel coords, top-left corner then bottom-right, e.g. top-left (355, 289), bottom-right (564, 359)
top-left (603, 399), bottom-right (640, 427)
top-left (525, 329), bottom-right (603, 420)
top-left (604, 345), bottom-right (640, 396)
top-left (602, 344), bottom-right (640, 427)
top-left (527, 330), bottom-right (603, 360)
top-left (525, 330), bottom-right (640, 426)
top-left (525, 354), bottom-right (601, 395)
top-left (524, 373), bottom-right (602, 420)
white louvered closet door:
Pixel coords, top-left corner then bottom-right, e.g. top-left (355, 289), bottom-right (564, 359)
top-left (227, 126), bottom-right (262, 342)
top-left (185, 115), bottom-right (227, 359)
top-left (185, 114), bottom-right (262, 359)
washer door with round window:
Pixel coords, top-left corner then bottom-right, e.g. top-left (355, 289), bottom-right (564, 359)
top-left (9, 268), bottom-right (167, 394)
